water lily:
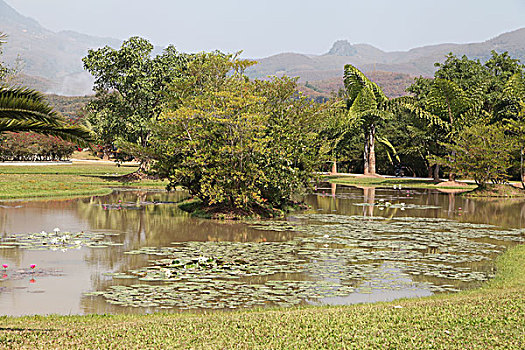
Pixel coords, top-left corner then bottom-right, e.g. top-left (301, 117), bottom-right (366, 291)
top-left (2, 264), bottom-right (7, 269)
top-left (30, 264), bottom-right (36, 269)
top-left (53, 227), bottom-right (60, 233)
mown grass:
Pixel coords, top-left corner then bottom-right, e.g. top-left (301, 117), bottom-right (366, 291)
top-left (0, 245), bottom-right (523, 349)
top-left (0, 164), bottom-right (167, 199)
top-left (326, 175), bottom-right (478, 190)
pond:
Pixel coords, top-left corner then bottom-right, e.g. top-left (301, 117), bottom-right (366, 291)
top-left (0, 184), bottom-right (524, 315)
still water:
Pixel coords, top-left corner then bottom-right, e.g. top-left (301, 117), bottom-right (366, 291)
top-left (0, 185), bottom-right (524, 316)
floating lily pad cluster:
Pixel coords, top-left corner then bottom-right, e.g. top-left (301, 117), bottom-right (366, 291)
top-left (0, 267), bottom-right (63, 281)
top-left (87, 280), bottom-right (357, 309)
top-left (91, 214), bottom-right (523, 311)
top-left (122, 242), bottom-right (308, 281)
top-left (353, 201), bottom-right (441, 210)
top-left (96, 201), bottom-right (177, 211)
top-left (0, 229), bottom-right (122, 251)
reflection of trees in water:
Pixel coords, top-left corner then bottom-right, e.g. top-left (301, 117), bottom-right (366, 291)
top-left (362, 187), bottom-right (375, 217)
top-left (77, 190), bottom-right (297, 271)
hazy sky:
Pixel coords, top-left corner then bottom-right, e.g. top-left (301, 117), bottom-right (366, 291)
top-left (5, 0), bottom-right (525, 57)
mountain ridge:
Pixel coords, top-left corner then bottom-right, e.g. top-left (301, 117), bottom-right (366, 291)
top-left (1, 0), bottom-right (524, 95)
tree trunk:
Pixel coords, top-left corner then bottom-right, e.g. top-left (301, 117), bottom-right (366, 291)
top-left (433, 164), bottom-right (440, 182)
top-left (520, 146), bottom-right (525, 190)
top-left (448, 151), bottom-right (456, 181)
top-left (363, 124), bottom-right (376, 175)
top-left (330, 161), bottom-right (337, 175)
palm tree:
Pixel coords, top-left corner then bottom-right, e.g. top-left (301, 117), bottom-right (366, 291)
top-left (343, 64), bottom-right (438, 176)
top-left (0, 86), bottom-right (93, 145)
top-left (1, 31), bottom-right (92, 145)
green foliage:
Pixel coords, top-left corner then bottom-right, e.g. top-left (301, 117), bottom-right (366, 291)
top-left (152, 53), bottom-right (323, 214)
top-left (406, 51), bottom-right (524, 179)
top-left (82, 37), bottom-right (189, 163)
top-left (342, 65), bottom-right (433, 175)
top-left (438, 124), bottom-right (512, 186)
top-left (0, 86), bottom-right (93, 145)
top-left (0, 33), bottom-right (92, 145)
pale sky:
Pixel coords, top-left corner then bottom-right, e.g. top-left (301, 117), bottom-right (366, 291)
top-left (5, 0), bottom-right (525, 57)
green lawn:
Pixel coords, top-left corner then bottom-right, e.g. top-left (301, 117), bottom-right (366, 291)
top-left (0, 164), bottom-right (167, 199)
top-left (0, 245), bottom-right (523, 349)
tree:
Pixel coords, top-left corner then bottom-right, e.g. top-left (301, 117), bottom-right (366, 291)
top-left (0, 86), bottom-right (93, 144)
top-left (83, 37), bottom-right (189, 168)
top-left (151, 53), bottom-right (323, 216)
top-left (0, 33), bottom-right (92, 144)
top-left (439, 124), bottom-right (512, 186)
top-left (342, 64), bottom-right (434, 175)
top-left (502, 73), bottom-right (525, 188)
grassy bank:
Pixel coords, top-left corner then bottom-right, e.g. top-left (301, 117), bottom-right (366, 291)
top-left (0, 163), bottom-right (167, 200)
top-left (0, 245), bottom-right (523, 349)
top-left (326, 174), bottom-right (478, 190)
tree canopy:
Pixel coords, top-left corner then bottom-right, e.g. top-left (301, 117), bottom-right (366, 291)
top-left (150, 53), bottom-right (324, 216)
top-left (83, 37), bottom-right (189, 165)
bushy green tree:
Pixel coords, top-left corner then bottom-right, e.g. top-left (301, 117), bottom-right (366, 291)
top-left (83, 37), bottom-right (189, 167)
top-left (439, 124), bottom-right (512, 186)
top-left (151, 53), bottom-right (323, 215)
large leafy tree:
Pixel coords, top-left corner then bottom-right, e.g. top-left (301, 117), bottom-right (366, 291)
top-left (83, 37), bottom-right (189, 167)
top-left (152, 53), bottom-right (323, 215)
top-left (440, 124), bottom-right (512, 186)
top-left (408, 51), bottom-right (524, 180)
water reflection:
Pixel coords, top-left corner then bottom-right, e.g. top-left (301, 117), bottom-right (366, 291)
top-left (0, 185), bottom-right (524, 315)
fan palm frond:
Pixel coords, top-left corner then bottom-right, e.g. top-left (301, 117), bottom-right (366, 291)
top-left (0, 86), bottom-right (94, 145)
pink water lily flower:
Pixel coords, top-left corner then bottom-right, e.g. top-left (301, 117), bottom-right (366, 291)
top-left (30, 264), bottom-right (36, 269)
top-left (2, 264), bottom-right (7, 269)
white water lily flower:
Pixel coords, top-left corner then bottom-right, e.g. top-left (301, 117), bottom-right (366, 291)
top-left (74, 240), bottom-right (82, 245)
top-left (323, 234), bottom-right (329, 238)
top-left (53, 228), bottom-right (60, 233)
top-left (49, 237), bottom-right (59, 244)
top-left (198, 257), bottom-right (208, 264)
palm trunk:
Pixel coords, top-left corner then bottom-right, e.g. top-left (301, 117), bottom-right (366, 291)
top-left (363, 124), bottom-right (376, 175)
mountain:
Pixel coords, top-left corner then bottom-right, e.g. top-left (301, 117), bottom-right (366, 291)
top-left (246, 28), bottom-right (525, 82)
top-left (0, 0), bottom-right (120, 95)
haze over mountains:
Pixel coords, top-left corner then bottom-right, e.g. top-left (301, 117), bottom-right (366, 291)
top-left (1, 0), bottom-right (524, 96)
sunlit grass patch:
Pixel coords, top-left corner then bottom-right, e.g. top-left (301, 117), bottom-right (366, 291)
top-left (0, 164), bottom-right (167, 200)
